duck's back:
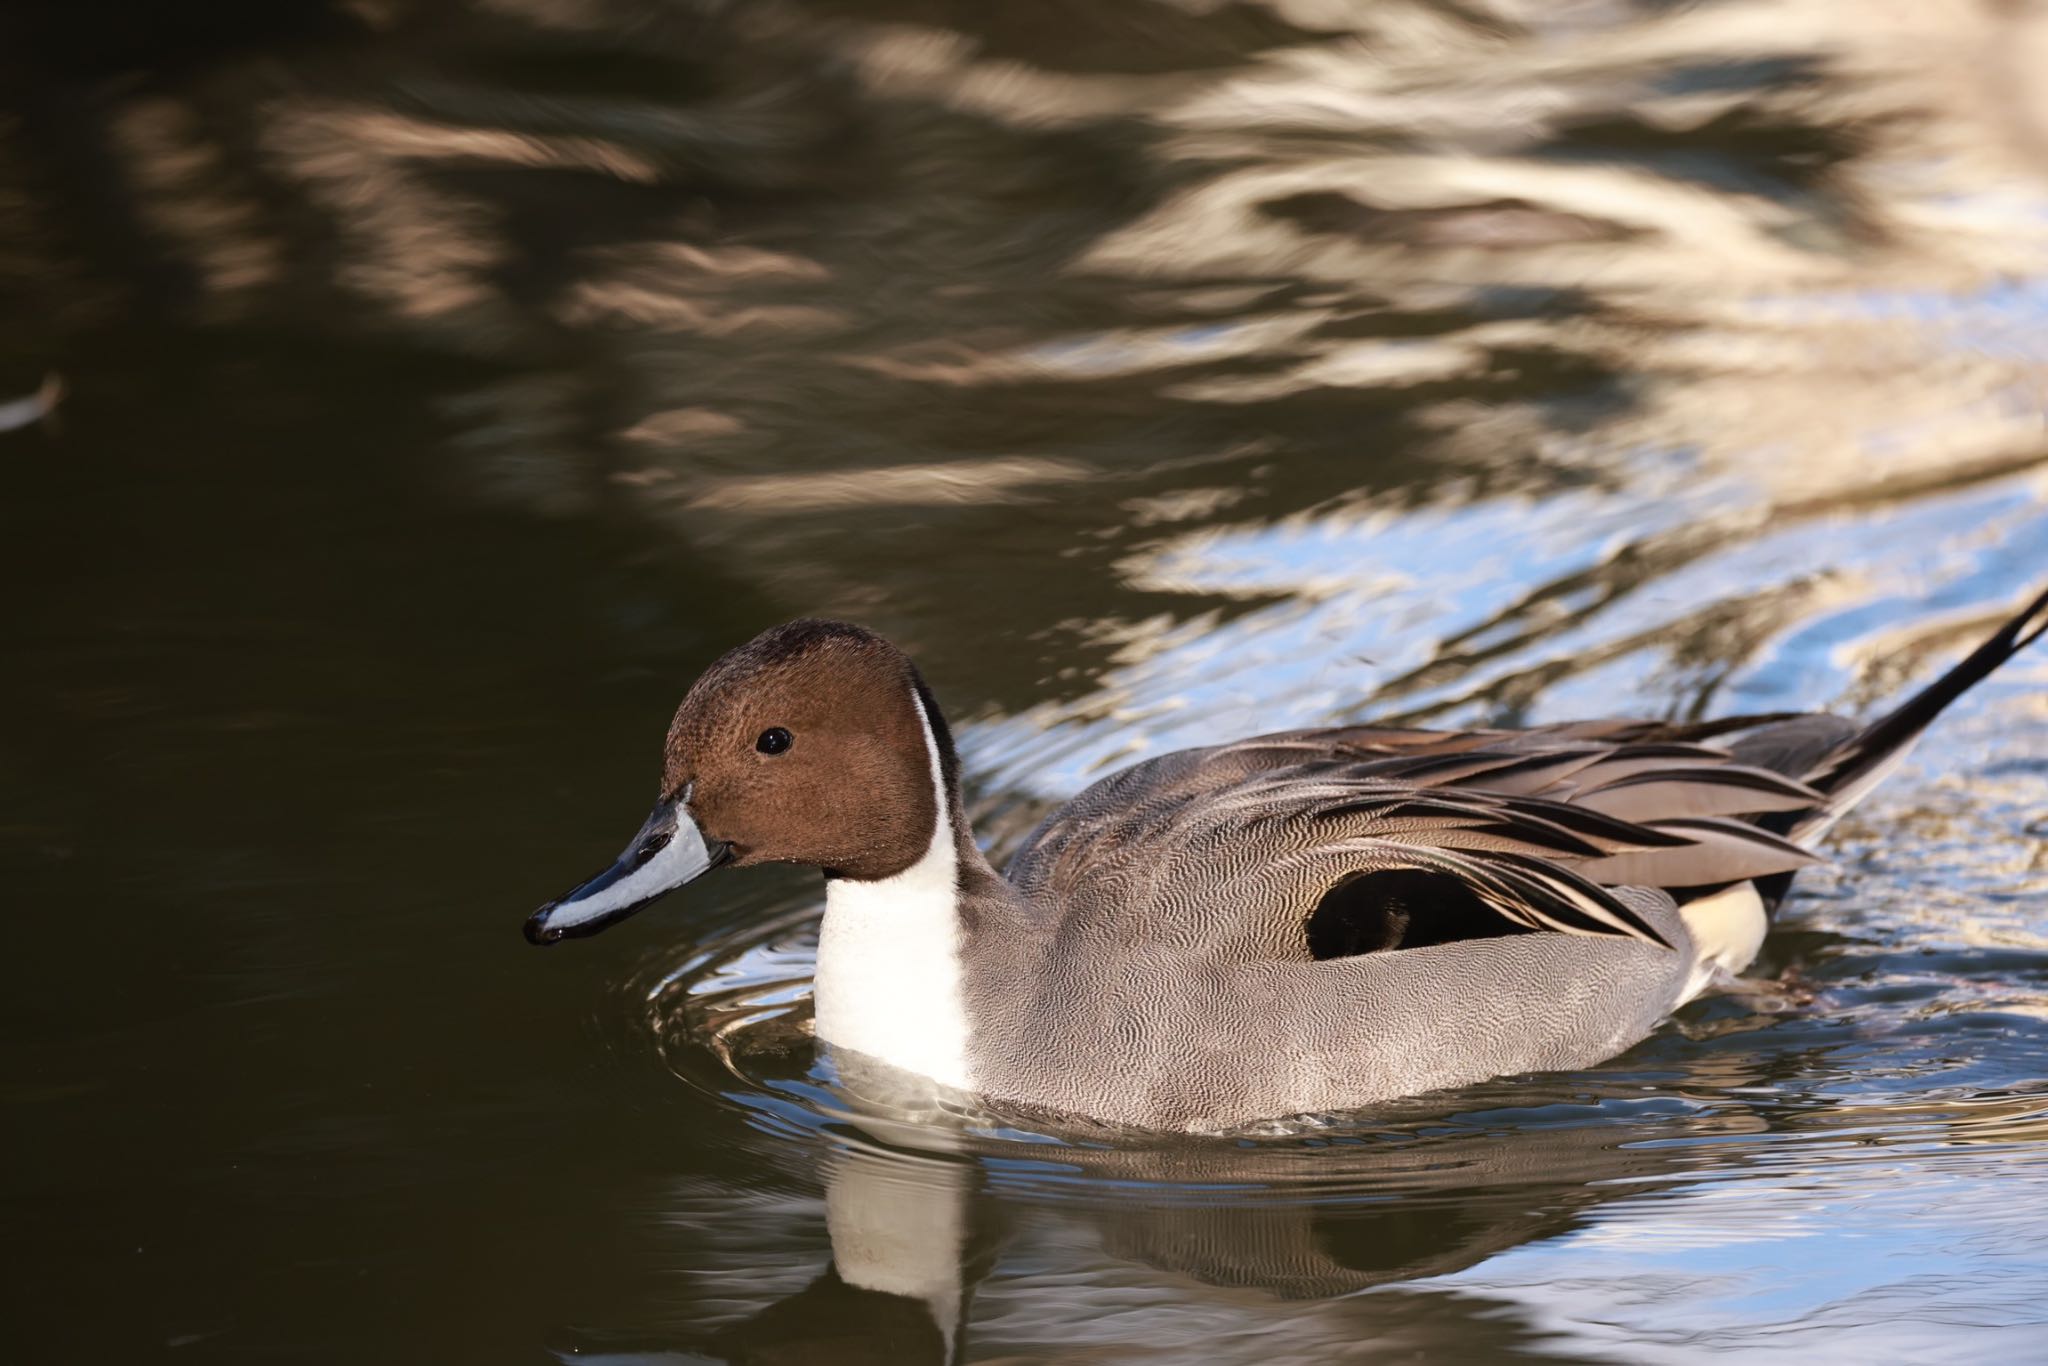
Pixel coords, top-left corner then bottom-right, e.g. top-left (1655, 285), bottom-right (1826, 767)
top-left (1005, 720), bottom-right (1823, 959)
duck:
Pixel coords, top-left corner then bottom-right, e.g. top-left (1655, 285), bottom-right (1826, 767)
top-left (525, 586), bottom-right (2048, 1131)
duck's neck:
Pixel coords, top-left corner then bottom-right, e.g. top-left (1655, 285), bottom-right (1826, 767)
top-left (812, 681), bottom-right (998, 1092)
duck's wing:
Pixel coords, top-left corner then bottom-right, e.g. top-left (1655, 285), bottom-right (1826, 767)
top-left (1008, 587), bottom-right (2048, 965)
top-left (1006, 720), bottom-right (1826, 963)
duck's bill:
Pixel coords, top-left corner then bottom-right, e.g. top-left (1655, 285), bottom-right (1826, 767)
top-left (524, 793), bottom-right (731, 945)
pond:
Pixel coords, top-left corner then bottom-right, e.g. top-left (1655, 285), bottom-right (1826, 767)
top-left (4, 0), bottom-right (2047, 1359)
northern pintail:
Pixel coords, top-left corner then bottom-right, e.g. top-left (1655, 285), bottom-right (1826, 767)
top-left (526, 587), bottom-right (2048, 1130)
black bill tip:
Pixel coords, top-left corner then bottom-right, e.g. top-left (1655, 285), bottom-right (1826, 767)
top-left (524, 905), bottom-right (567, 946)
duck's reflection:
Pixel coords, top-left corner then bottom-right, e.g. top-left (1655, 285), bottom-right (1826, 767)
top-left (558, 1097), bottom-right (1766, 1364)
top-left (696, 1154), bottom-right (992, 1366)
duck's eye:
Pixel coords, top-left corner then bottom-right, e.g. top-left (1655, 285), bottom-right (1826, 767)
top-left (755, 727), bottom-right (793, 756)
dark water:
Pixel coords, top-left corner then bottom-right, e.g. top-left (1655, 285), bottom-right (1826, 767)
top-left (5, 1), bottom-right (2048, 1360)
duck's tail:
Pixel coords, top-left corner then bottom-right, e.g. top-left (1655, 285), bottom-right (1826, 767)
top-left (1787, 582), bottom-right (2048, 843)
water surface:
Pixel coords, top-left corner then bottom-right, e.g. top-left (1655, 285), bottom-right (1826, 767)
top-left (4, 1), bottom-right (2048, 1360)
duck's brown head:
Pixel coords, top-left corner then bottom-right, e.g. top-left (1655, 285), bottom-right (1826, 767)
top-left (524, 620), bottom-right (956, 945)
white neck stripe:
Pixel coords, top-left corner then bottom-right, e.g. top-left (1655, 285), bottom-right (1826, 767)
top-left (811, 684), bottom-right (972, 1091)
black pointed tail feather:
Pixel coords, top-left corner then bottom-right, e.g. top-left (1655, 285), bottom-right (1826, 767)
top-left (1744, 583), bottom-right (2047, 914)
top-left (1795, 582), bottom-right (2048, 833)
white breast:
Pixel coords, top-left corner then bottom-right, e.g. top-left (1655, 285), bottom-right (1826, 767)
top-left (811, 687), bottom-right (973, 1091)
